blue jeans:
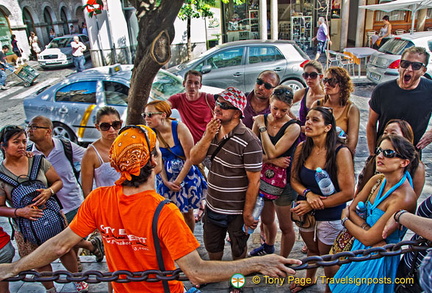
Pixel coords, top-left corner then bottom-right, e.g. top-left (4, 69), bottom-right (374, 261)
top-left (73, 55), bottom-right (85, 72)
top-left (0, 69), bottom-right (6, 86)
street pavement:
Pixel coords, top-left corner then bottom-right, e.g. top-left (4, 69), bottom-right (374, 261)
top-left (1, 59), bottom-right (431, 292)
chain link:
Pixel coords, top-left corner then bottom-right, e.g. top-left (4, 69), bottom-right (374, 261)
top-left (4, 238), bottom-right (430, 283)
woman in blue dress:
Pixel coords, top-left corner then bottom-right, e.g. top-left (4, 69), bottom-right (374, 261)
top-left (144, 100), bottom-right (207, 232)
top-left (330, 135), bottom-right (418, 293)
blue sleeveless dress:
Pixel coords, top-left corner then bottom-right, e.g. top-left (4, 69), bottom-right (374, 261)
top-left (330, 175), bottom-right (409, 293)
top-left (155, 121), bottom-right (207, 213)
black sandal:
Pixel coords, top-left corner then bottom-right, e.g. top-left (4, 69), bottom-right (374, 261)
top-left (89, 235), bottom-right (104, 262)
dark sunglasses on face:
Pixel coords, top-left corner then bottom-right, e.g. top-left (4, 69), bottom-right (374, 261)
top-left (302, 72), bottom-right (319, 79)
top-left (375, 147), bottom-right (404, 159)
top-left (99, 121), bottom-right (122, 131)
top-left (400, 60), bottom-right (425, 71)
top-left (323, 77), bottom-right (339, 87)
top-left (141, 112), bottom-right (163, 118)
top-left (256, 78), bottom-right (275, 90)
top-left (216, 100), bottom-right (238, 110)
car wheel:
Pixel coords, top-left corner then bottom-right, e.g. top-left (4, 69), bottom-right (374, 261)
top-left (52, 122), bottom-right (77, 142)
top-left (281, 79), bottom-right (305, 92)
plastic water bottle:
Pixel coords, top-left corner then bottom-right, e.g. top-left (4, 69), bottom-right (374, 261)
top-left (243, 193), bottom-right (265, 234)
top-left (315, 167), bottom-right (335, 196)
top-left (356, 201), bottom-right (367, 219)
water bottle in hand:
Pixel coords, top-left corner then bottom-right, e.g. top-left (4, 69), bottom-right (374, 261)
top-left (315, 167), bottom-right (335, 196)
top-left (243, 193), bottom-right (265, 234)
top-left (356, 201), bottom-right (367, 219)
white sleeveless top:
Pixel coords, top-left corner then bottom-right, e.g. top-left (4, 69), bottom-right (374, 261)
top-left (90, 144), bottom-right (120, 187)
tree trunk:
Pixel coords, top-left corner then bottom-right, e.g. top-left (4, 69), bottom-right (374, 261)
top-left (187, 16), bottom-right (192, 60)
top-left (127, 0), bottom-right (185, 125)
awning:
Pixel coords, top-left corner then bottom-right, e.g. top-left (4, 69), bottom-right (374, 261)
top-left (359, 0), bottom-right (432, 33)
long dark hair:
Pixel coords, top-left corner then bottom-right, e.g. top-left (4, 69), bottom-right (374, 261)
top-left (294, 107), bottom-right (339, 186)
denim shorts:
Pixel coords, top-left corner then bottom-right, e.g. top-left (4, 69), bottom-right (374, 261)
top-left (0, 241), bottom-right (15, 264)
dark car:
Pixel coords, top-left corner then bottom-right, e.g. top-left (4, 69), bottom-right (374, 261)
top-left (168, 40), bottom-right (309, 92)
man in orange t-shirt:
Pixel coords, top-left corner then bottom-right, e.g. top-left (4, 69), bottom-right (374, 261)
top-left (0, 125), bottom-right (300, 292)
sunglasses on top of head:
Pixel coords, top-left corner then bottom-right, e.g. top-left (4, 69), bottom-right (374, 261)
top-left (302, 72), bottom-right (319, 79)
top-left (98, 121), bottom-right (122, 131)
top-left (256, 78), bottom-right (275, 90)
top-left (375, 147), bottom-right (404, 159)
top-left (323, 77), bottom-right (339, 87)
top-left (400, 60), bottom-right (425, 71)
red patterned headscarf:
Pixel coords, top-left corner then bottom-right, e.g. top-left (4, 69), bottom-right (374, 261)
top-left (109, 125), bottom-right (157, 185)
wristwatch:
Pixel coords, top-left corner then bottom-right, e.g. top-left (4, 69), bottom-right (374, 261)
top-left (259, 126), bottom-right (267, 133)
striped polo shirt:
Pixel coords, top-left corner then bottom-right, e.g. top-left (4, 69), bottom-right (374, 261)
top-left (206, 122), bottom-right (262, 215)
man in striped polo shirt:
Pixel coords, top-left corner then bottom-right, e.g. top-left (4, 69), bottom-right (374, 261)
top-left (191, 87), bottom-right (262, 261)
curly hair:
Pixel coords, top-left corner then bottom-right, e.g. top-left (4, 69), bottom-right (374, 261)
top-left (324, 67), bottom-right (354, 106)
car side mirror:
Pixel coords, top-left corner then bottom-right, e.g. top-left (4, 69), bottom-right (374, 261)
top-left (202, 64), bottom-right (212, 74)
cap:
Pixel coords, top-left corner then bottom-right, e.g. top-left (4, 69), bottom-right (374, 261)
top-left (215, 87), bottom-right (247, 118)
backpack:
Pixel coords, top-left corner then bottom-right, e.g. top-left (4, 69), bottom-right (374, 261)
top-left (27, 138), bottom-right (80, 181)
top-left (0, 155), bottom-right (66, 245)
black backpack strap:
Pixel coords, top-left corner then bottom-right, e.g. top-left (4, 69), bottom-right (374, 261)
top-left (59, 138), bottom-right (79, 180)
top-left (210, 135), bottom-right (232, 162)
top-left (152, 199), bottom-right (172, 293)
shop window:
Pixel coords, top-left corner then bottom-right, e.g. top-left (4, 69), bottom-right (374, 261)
top-left (55, 81), bottom-right (97, 103)
top-left (249, 46), bottom-right (284, 64)
top-left (375, 10), bottom-right (407, 21)
top-left (207, 48), bottom-right (244, 69)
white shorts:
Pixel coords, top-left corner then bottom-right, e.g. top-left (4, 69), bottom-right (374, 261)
top-left (299, 220), bottom-right (343, 246)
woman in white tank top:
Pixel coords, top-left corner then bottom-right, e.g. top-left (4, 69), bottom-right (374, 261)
top-left (80, 107), bottom-right (122, 197)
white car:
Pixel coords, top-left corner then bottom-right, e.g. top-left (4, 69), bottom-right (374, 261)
top-left (38, 34), bottom-right (90, 69)
top-left (366, 31), bottom-right (432, 84)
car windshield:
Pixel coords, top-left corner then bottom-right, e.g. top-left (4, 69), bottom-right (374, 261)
top-left (151, 71), bottom-right (184, 100)
top-left (47, 37), bottom-right (73, 49)
top-left (378, 38), bottom-right (414, 55)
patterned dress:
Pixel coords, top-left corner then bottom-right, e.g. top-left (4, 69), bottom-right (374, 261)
top-left (155, 121), bottom-right (207, 213)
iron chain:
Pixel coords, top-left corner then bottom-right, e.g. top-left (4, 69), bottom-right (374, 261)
top-left (4, 238), bottom-right (430, 283)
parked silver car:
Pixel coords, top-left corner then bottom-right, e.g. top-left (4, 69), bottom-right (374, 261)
top-left (366, 31), bottom-right (432, 84)
top-left (23, 64), bottom-right (221, 144)
top-left (38, 34), bottom-right (90, 69)
top-left (168, 40), bottom-right (309, 92)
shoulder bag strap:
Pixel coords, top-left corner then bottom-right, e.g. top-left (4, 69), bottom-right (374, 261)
top-left (60, 138), bottom-right (80, 180)
top-left (210, 135), bottom-right (232, 162)
top-left (154, 128), bottom-right (186, 161)
top-left (152, 199), bottom-right (172, 293)
top-left (205, 93), bottom-right (214, 115)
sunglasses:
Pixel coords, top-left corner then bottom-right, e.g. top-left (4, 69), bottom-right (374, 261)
top-left (26, 125), bottom-right (49, 130)
top-left (256, 78), bottom-right (275, 90)
top-left (98, 121), bottom-right (122, 131)
top-left (323, 77), bottom-right (339, 87)
top-left (216, 100), bottom-right (238, 110)
top-left (302, 72), bottom-right (319, 79)
top-left (142, 112), bottom-right (163, 118)
top-left (400, 60), bottom-right (425, 71)
top-left (375, 147), bottom-right (404, 159)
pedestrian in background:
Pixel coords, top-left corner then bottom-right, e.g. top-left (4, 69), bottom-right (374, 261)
top-left (71, 36), bottom-right (86, 72)
top-left (312, 17), bottom-right (331, 61)
top-left (28, 32), bottom-right (40, 61)
top-left (11, 35), bottom-right (23, 66)
top-left (0, 46), bottom-right (9, 90)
